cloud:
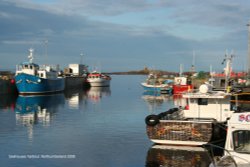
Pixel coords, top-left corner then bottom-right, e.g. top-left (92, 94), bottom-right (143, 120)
top-left (165, 1), bottom-right (250, 28)
top-left (0, 0), bottom-right (249, 72)
top-left (2, 0), bottom-right (155, 16)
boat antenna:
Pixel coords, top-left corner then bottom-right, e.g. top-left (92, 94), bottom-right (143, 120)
top-left (28, 48), bottom-right (34, 63)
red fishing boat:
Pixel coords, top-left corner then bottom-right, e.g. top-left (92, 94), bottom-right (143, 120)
top-left (172, 76), bottom-right (193, 95)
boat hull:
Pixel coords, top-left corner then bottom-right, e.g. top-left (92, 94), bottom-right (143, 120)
top-left (65, 76), bottom-right (89, 89)
top-left (172, 84), bottom-right (193, 94)
top-left (15, 73), bottom-right (65, 94)
top-left (88, 79), bottom-right (110, 87)
top-left (146, 120), bottom-right (225, 146)
top-left (141, 82), bottom-right (172, 94)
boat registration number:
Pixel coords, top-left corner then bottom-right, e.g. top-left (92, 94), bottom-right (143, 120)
top-left (239, 114), bottom-right (250, 122)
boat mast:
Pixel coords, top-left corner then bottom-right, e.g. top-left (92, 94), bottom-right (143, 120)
top-left (80, 52), bottom-right (84, 64)
top-left (222, 50), bottom-right (233, 90)
top-left (28, 48), bottom-right (34, 63)
top-left (179, 64), bottom-right (183, 77)
top-left (247, 23), bottom-right (250, 82)
top-left (190, 50), bottom-right (195, 73)
top-left (209, 65), bottom-right (215, 86)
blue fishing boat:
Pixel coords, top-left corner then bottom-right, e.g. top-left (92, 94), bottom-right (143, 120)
top-left (15, 48), bottom-right (65, 95)
top-left (141, 73), bottom-right (173, 94)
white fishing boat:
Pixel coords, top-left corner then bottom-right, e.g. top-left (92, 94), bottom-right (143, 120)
top-left (208, 112), bottom-right (250, 167)
top-left (145, 51), bottom-right (238, 146)
top-left (145, 84), bottom-right (235, 146)
top-left (87, 71), bottom-right (111, 87)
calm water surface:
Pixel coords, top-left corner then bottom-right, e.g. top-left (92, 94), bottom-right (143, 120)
top-left (0, 75), bottom-right (215, 167)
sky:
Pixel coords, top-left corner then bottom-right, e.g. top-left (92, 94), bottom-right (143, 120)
top-left (0, 0), bottom-right (250, 72)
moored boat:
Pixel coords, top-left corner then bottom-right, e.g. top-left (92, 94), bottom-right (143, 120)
top-left (208, 112), bottom-right (250, 167)
top-left (15, 48), bottom-right (65, 95)
top-left (172, 76), bottom-right (193, 95)
top-left (64, 63), bottom-right (90, 89)
top-left (141, 73), bottom-right (173, 94)
top-left (87, 71), bottom-right (111, 87)
top-left (145, 84), bottom-right (235, 146)
top-left (0, 71), bottom-right (17, 94)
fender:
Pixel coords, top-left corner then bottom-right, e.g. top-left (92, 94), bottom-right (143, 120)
top-left (145, 115), bottom-right (159, 126)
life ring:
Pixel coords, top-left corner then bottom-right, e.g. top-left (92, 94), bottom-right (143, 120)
top-left (145, 115), bottom-right (159, 126)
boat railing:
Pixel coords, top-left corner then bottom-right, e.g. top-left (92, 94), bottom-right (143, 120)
top-left (160, 119), bottom-right (216, 123)
top-left (204, 143), bottom-right (250, 167)
top-left (183, 91), bottom-right (231, 98)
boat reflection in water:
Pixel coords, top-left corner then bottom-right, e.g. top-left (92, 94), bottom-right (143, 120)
top-left (146, 145), bottom-right (213, 167)
top-left (172, 94), bottom-right (187, 108)
top-left (142, 91), bottom-right (171, 112)
top-left (87, 87), bottom-right (111, 103)
top-left (64, 88), bottom-right (88, 110)
top-left (0, 94), bottom-right (17, 111)
top-left (15, 94), bottom-right (65, 139)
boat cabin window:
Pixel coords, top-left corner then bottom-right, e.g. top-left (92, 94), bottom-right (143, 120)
top-left (198, 98), bottom-right (208, 105)
top-left (233, 130), bottom-right (250, 153)
top-left (23, 64), bottom-right (33, 69)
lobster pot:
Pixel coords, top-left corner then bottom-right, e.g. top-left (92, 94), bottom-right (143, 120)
top-left (146, 121), bottom-right (213, 143)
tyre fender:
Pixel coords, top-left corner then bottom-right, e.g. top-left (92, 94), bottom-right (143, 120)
top-left (145, 115), bottom-right (159, 126)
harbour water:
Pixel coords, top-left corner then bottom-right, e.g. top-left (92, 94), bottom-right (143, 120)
top-left (0, 75), bottom-right (220, 167)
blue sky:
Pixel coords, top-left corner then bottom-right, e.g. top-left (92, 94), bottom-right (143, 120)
top-left (0, 0), bottom-right (250, 72)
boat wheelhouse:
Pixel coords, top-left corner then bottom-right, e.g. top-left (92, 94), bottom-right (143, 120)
top-left (208, 112), bottom-right (250, 167)
top-left (223, 112), bottom-right (250, 165)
